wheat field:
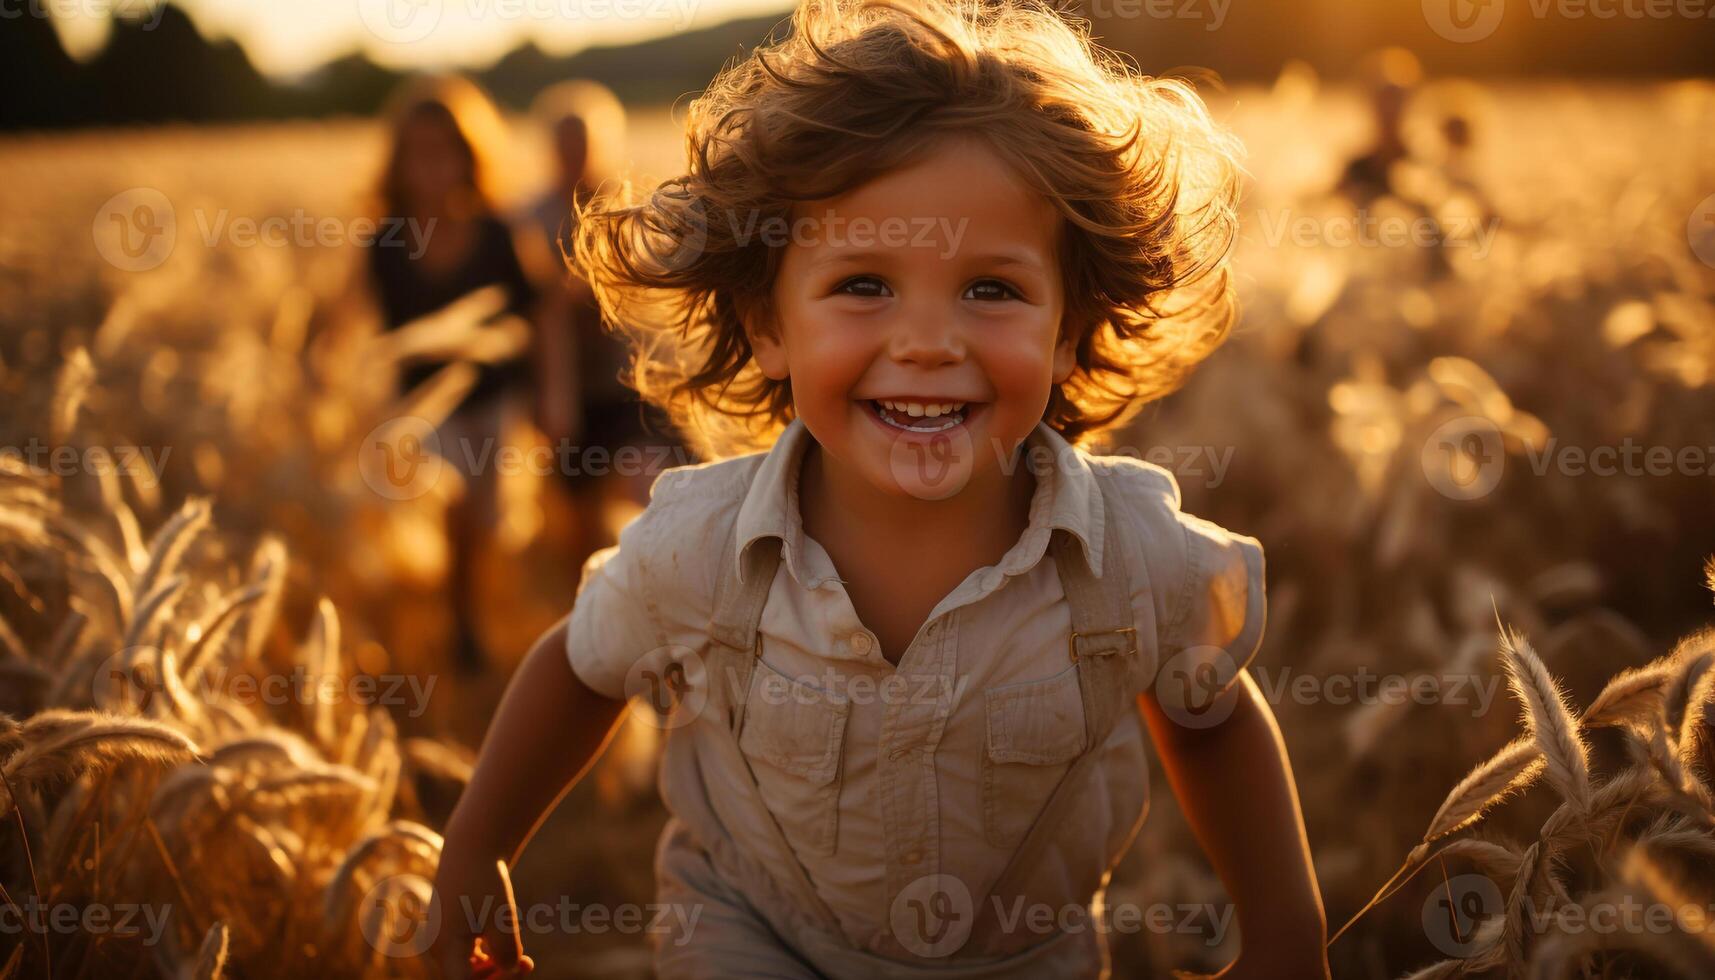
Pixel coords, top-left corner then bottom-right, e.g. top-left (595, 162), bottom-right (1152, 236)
top-left (3, 79), bottom-right (1715, 978)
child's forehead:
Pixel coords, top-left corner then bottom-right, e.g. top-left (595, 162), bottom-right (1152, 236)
top-left (783, 134), bottom-right (1061, 243)
top-left (811, 135), bottom-right (1034, 205)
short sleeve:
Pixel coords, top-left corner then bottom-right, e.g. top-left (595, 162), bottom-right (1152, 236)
top-left (1164, 513), bottom-right (1268, 676)
top-left (564, 506), bottom-right (668, 701)
top-left (1093, 457), bottom-right (1267, 696)
top-left (563, 466), bottom-right (735, 700)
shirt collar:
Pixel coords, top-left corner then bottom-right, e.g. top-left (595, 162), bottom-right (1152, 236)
top-left (733, 416), bottom-right (1104, 586)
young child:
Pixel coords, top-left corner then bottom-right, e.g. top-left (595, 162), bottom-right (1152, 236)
top-left (434, 2), bottom-right (1330, 977)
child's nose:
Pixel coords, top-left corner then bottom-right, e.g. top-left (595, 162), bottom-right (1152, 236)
top-left (885, 310), bottom-right (965, 366)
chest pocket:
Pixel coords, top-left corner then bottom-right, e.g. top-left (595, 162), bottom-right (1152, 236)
top-left (981, 662), bottom-right (1088, 849)
top-left (736, 656), bottom-right (851, 857)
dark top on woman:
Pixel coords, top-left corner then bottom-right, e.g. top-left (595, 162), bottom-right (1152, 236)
top-left (368, 214), bottom-right (537, 408)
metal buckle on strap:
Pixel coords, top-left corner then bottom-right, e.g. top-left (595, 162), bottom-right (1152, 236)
top-left (1068, 626), bottom-right (1137, 663)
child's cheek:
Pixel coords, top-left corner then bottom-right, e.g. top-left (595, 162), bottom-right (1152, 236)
top-left (974, 334), bottom-right (1059, 436)
top-left (793, 319), bottom-right (872, 407)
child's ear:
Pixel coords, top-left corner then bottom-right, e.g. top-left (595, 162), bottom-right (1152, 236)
top-left (742, 297), bottom-right (791, 382)
top-left (1051, 318), bottom-right (1082, 385)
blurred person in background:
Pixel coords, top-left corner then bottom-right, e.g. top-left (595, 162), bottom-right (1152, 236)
top-left (1337, 47), bottom-right (1423, 208)
top-left (1336, 53), bottom-right (1497, 283)
top-left (367, 74), bottom-right (538, 673)
top-left (519, 80), bottom-right (683, 554)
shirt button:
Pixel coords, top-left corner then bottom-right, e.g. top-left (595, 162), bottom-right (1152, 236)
top-left (850, 632), bottom-right (874, 656)
top-left (902, 849), bottom-right (922, 865)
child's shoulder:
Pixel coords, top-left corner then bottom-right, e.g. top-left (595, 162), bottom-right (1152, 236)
top-left (1083, 450), bottom-right (1184, 514)
top-left (1081, 449), bottom-right (1266, 662)
top-left (644, 450), bottom-right (767, 514)
top-left (570, 451), bottom-right (766, 648)
top-left (1082, 449), bottom-right (1198, 562)
top-left (603, 449), bottom-right (767, 586)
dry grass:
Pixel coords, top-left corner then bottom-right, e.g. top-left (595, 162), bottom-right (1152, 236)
top-left (1, 80), bottom-right (1713, 978)
top-left (0, 462), bottom-right (468, 977)
top-left (1330, 606), bottom-right (1715, 978)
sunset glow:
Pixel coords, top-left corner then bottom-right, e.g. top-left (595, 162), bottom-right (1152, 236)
top-left (48, 0), bottom-right (795, 75)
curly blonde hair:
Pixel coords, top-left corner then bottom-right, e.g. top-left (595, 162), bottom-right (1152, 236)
top-left (571, 0), bottom-right (1245, 460)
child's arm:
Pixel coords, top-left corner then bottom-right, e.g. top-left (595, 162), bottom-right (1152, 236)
top-left (431, 615), bottom-right (626, 978)
top-left (1137, 670), bottom-right (1330, 979)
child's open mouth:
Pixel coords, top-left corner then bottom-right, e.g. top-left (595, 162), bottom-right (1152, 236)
top-left (863, 398), bottom-right (976, 433)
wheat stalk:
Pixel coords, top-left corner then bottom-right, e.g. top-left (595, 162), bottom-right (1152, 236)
top-left (1581, 658), bottom-right (1676, 731)
top-left (1676, 664), bottom-right (1714, 775)
top-left (190, 921), bottom-right (230, 980)
top-left (48, 347), bottom-right (94, 448)
top-left (134, 498), bottom-right (212, 606)
top-left (0, 713), bottom-right (199, 811)
top-left (1498, 625), bottom-right (1591, 812)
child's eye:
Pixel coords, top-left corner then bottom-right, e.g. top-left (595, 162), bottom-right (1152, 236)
top-left (964, 279), bottom-right (1021, 302)
top-left (835, 276), bottom-right (891, 298)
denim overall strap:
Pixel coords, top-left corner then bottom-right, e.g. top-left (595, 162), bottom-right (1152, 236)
top-left (970, 472), bottom-right (1152, 942)
top-left (653, 517), bottom-right (846, 945)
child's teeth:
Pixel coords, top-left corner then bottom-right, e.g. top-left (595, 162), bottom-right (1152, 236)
top-left (869, 399), bottom-right (970, 431)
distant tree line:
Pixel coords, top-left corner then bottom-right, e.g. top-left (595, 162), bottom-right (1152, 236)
top-left (2, 2), bottom-right (1709, 132)
top-left (0, 5), bottom-right (785, 131)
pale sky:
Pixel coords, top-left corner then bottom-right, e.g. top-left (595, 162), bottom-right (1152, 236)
top-left (53, 0), bottom-right (797, 77)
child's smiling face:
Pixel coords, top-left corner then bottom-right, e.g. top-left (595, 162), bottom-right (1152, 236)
top-left (747, 134), bottom-right (1076, 500)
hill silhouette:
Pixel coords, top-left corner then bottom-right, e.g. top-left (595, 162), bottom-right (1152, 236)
top-left (2, 2), bottom-right (1710, 132)
top-left (1, 5), bottom-right (785, 131)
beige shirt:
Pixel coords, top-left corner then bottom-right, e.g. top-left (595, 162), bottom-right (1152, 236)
top-left (566, 416), bottom-right (1265, 961)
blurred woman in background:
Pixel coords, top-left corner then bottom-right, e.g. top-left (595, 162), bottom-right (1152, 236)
top-left (367, 74), bottom-right (537, 673)
top-left (519, 80), bottom-right (683, 554)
